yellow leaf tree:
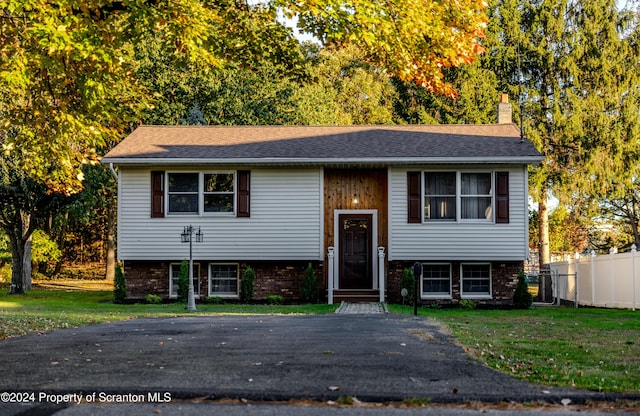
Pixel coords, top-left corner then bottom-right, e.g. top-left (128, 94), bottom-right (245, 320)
top-left (278, 0), bottom-right (488, 98)
top-left (0, 0), bottom-right (220, 195)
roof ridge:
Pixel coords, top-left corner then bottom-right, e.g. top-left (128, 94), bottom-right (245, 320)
top-left (135, 123), bottom-right (517, 129)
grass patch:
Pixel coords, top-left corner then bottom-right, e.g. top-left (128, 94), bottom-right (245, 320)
top-left (403, 397), bottom-right (432, 407)
top-left (0, 288), bottom-right (337, 339)
top-left (387, 304), bottom-right (640, 393)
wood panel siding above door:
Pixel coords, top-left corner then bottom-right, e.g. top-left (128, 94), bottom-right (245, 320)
top-left (324, 168), bottom-right (388, 251)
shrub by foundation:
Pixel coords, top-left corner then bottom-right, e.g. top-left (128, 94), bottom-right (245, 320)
top-left (145, 294), bottom-right (162, 304)
top-left (177, 259), bottom-right (189, 302)
top-left (205, 296), bottom-right (224, 304)
top-left (513, 270), bottom-right (533, 309)
top-left (240, 266), bottom-right (256, 302)
top-left (266, 294), bottom-right (284, 305)
top-left (113, 264), bottom-right (126, 304)
top-left (300, 262), bottom-right (319, 303)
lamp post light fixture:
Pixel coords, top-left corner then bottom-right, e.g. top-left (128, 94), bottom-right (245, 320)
top-left (180, 225), bottom-right (203, 311)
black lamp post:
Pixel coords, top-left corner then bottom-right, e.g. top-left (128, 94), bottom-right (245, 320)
top-left (181, 225), bottom-right (203, 311)
top-left (412, 262), bottom-right (422, 316)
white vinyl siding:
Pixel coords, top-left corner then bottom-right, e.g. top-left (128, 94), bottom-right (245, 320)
top-left (389, 166), bottom-right (528, 261)
top-left (117, 167), bottom-right (323, 261)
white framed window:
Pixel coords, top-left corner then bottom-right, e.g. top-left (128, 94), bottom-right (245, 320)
top-left (461, 263), bottom-right (492, 298)
top-left (424, 172), bottom-right (456, 221)
top-left (423, 171), bottom-right (493, 222)
top-left (421, 263), bottom-right (452, 298)
top-left (203, 173), bottom-right (235, 213)
top-left (167, 171), bottom-right (235, 215)
top-left (169, 262), bottom-right (200, 298)
top-left (209, 263), bottom-right (239, 298)
top-left (168, 173), bottom-right (199, 214)
top-left (461, 173), bottom-right (492, 220)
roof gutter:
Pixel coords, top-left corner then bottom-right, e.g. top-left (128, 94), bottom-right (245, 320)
top-left (101, 156), bottom-right (544, 166)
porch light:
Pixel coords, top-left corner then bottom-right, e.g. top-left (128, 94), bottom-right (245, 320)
top-left (352, 193), bottom-right (359, 204)
top-left (180, 225), bottom-right (204, 311)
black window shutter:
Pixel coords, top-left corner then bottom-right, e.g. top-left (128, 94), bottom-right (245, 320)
top-left (407, 171), bottom-right (421, 223)
top-left (495, 172), bottom-right (509, 224)
top-left (237, 170), bottom-right (250, 217)
top-left (151, 171), bottom-right (165, 218)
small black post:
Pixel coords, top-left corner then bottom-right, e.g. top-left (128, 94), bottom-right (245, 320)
top-left (412, 262), bottom-right (422, 316)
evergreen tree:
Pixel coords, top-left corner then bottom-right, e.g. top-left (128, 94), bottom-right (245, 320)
top-left (513, 271), bottom-right (533, 309)
top-left (182, 103), bottom-right (207, 126)
top-left (114, 263), bottom-right (126, 304)
top-left (240, 266), bottom-right (256, 303)
top-left (477, 0), bottom-right (640, 272)
top-left (177, 260), bottom-right (189, 302)
top-left (300, 263), bottom-right (319, 303)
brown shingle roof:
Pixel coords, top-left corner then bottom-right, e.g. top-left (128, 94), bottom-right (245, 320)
top-left (102, 124), bottom-right (542, 165)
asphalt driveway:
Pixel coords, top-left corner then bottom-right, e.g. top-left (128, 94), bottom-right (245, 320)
top-left (0, 313), bottom-right (628, 412)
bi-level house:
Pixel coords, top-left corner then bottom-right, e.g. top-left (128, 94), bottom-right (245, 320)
top-left (102, 96), bottom-right (542, 306)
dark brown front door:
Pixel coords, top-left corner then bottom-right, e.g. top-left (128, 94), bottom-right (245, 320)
top-left (339, 214), bottom-right (372, 289)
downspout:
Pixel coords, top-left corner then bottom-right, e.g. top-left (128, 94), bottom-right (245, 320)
top-left (107, 162), bottom-right (119, 276)
top-left (109, 163), bottom-right (118, 181)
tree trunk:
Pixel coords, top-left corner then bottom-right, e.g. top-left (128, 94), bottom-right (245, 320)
top-left (105, 203), bottom-right (116, 281)
top-left (9, 238), bottom-right (25, 294)
top-left (53, 211), bottom-right (69, 276)
top-left (23, 236), bottom-right (32, 290)
top-left (8, 209), bottom-right (35, 294)
top-left (538, 190), bottom-right (552, 302)
top-left (628, 199), bottom-right (640, 248)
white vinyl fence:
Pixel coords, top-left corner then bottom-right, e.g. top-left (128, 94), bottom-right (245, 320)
top-left (549, 245), bottom-right (640, 310)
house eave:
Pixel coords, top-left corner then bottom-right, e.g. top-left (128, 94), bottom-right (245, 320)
top-left (101, 156), bottom-right (543, 167)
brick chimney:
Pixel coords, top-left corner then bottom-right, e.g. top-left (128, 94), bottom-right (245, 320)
top-left (497, 94), bottom-right (512, 124)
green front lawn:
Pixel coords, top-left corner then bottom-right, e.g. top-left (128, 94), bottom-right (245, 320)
top-left (388, 304), bottom-right (640, 394)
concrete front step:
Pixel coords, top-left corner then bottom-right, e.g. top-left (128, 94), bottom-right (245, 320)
top-left (332, 290), bottom-right (381, 303)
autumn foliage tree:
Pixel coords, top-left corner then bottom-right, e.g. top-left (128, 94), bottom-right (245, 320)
top-left (278, 0), bottom-right (489, 98)
top-left (0, 0), bottom-right (220, 194)
top-left (0, 0), bottom-right (218, 292)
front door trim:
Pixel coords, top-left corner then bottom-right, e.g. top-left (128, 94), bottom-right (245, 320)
top-left (333, 209), bottom-right (378, 290)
